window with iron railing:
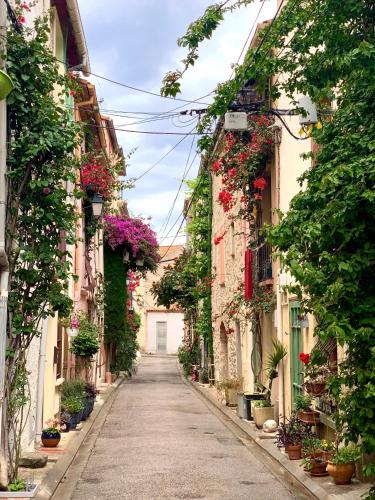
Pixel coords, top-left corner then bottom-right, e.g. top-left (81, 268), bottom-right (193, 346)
top-left (256, 236), bottom-right (272, 282)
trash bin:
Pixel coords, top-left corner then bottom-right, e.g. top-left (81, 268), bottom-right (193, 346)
top-left (243, 393), bottom-right (265, 420)
top-left (237, 392), bottom-right (245, 418)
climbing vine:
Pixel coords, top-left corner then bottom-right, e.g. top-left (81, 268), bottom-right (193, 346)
top-left (3, 10), bottom-right (82, 481)
top-left (163, 0), bottom-right (375, 483)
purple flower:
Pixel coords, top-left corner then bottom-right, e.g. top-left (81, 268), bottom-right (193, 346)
top-left (71, 318), bottom-right (79, 329)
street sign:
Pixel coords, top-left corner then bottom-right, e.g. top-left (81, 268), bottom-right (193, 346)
top-left (224, 112), bottom-right (247, 130)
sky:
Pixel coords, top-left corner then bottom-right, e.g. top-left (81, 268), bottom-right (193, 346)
top-left (77, 0), bottom-right (277, 245)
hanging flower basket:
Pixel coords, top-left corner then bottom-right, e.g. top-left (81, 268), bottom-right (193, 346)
top-left (305, 381), bottom-right (327, 396)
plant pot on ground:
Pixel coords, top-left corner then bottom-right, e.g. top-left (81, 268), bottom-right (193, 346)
top-left (253, 400), bottom-right (275, 428)
top-left (303, 456), bottom-right (328, 476)
top-left (217, 378), bottom-right (242, 407)
top-left (61, 395), bottom-right (84, 430)
top-left (40, 418), bottom-right (61, 447)
top-left (254, 339), bottom-right (288, 428)
top-left (276, 413), bottom-right (311, 460)
top-left (294, 394), bottom-right (320, 425)
top-left (327, 445), bottom-right (360, 485)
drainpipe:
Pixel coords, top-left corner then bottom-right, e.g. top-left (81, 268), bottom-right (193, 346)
top-left (35, 318), bottom-right (48, 445)
top-left (274, 127), bottom-right (285, 419)
top-left (65, 0), bottom-right (91, 77)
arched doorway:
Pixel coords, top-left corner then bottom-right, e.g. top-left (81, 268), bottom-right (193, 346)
top-left (219, 322), bottom-right (229, 379)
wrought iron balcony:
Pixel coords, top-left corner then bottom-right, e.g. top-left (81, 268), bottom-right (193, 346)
top-left (256, 241), bottom-right (272, 282)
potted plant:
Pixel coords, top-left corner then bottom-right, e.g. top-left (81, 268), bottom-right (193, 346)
top-left (299, 351), bottom-right (331, 396)
top-left (294, 394), bottom-right (320, 425)
top-left (41, 418), bottom-right (61, 447)
top-left (303, 456), bottom-right (329, 477)
top-left (301, 437), bottom-right (328, 476)
top-left (326, 445), bottom-right (360, 485)
top-left (81, 382), bottom-right (97, 420)
top-left (254, 339), bottom-right (287, 428)
top-left (276, 414), bottom-right (309, 460)
top-left (61, 396), bottom-right (84, 429)
top-left (217, 378), bottom-right (242, 406)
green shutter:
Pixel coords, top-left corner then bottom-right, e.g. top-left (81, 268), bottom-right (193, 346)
top-left (290, 301), bottom-right (303, 404)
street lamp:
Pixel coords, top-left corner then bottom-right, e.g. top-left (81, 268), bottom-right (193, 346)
top-left (91, 192), bottom-right (104, 219)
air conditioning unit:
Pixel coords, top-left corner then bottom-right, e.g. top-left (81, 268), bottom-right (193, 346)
top-left (298, 95), bottom-right (318, 125)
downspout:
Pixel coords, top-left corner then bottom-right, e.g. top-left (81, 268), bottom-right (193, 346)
top-left (274, 126), bottom-right (285, 419)
top-left (207, 170), bottom-right (213, 365)
top-left (34, 318), bottom-right (48, 445)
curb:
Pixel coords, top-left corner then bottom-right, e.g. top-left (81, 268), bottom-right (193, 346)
top-left (34, 377), bottom-right (124, 500)
top-left (181, 371), bottom-right (341, 500)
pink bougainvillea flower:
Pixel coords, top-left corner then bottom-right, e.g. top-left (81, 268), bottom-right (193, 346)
top-left (42, 187), bottom-right (51, 195)
top-left (71, 318), bottom-right (79, 329)
top-left (18, 15), bottom-right (26, 23)
top-left (212, 161), bottom-right (221, 172)
top-left (21, 2), bottom-right (31, 10)
top-left (69, 90), bottom-right (76, 96)
top-left (228, 168), bottom-right (237, 178)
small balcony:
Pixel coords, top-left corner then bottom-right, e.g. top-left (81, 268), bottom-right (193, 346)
top-left (256, 240), bottom-right (272, 282)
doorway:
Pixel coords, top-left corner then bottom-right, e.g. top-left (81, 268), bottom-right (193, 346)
top-left (156, 321), bottom-right (167, 354)
top-left (219, 322), bottom-right (229, 379)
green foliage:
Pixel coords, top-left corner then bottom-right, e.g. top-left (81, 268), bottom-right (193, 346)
top-left (2, 10), bottom-right (82, 481)
top-left (104, 245), bottom-right (138, 374)
top-left (265, 338), bottom-right (287, 381)
top-left (151, 249), bottom-right (198, 310)
top-left (216, 377), bottom-right (242, 390)
top-left (69, 316), bottom-right (100, 359)
top-left (8, 479), bottom-right (26, 492)
top-left (165, 0), bottom-right (375, 476)
top-left (61, 379), bottom-right (86, 399)
top-left (178, 342), bottom-right (200, 377)
top-left (294, 394), bottom-right (313, 412)
top-left (331, 446), bottom-right (361, 465)
top-left (61, 395), bottom-right (84, 414)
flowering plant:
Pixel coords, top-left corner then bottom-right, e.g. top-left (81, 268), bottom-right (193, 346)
top-left (247, 285), bottom-right (276, 314)
top-left (212, 115), bottom-right (274, 217)
top-left (299, 351), bottom-right (331, 383)
top-left (104, 214), bottom-right (159, 272)
top-left (42, 418), bottom-right (61, 436)
top-left (81, 163), bottom-right (116, 200)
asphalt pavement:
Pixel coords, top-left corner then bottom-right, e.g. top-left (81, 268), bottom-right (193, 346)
top-left (68, 355), bottom-right (296, 500)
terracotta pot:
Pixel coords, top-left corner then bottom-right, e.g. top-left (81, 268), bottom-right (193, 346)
top-left (286, 444), bottom-right (302, 460)
top-left (305, 382), bottom-right (327, 396)
top-left (253, 406), bottom-right (275, 428)
top-left (298, 409), bottom-right (320, 425)
top-left (309, 459), bottom-right (328, 477)
top-left (326, 461), bottom-right (355, 485)
top-left (41, 435), bottom-right (61, 448)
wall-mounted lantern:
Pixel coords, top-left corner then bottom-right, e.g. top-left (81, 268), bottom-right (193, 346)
top-left (91, 192), bottom-right (103, 219)
top-left (298, 95), bottom-right (318, 125)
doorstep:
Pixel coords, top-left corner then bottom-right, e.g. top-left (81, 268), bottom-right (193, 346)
top-left (188, 380), bottom-right (371, 500)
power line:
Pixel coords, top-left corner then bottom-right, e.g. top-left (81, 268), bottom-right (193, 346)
top-left (134, 125), bottom-right (197, 181)
top-left (158, 134), bottom-right (197, 237)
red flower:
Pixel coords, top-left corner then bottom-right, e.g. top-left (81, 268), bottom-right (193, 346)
top-left (213, 161), bottom-right (221, 172)
top-left (299, 352), bottom-right (310, 364)
top-left (254, 193), bottom-right (263, 200)
top-left (18, 15), bottom-right (26, 23)
top-left (253, 177), bottom-right (267, 191)
top-left (228, 168), bottom-right (237, 178)
top-left (69, 90), bottom-right (76, 96)
top-left (21, 2), bottom-right (31, 10)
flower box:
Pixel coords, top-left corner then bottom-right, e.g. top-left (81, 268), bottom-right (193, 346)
top-left (0, 484), bottom-right (39, 498)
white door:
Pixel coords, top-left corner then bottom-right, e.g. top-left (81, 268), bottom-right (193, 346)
top-left (156, 321), bottom-right (167, 353)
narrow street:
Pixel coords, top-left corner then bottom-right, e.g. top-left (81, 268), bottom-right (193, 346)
top-left (62, 356), bottom-right (296, 500)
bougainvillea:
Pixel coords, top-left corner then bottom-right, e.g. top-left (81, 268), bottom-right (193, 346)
top-left (81, 163), bottom-right (116, 200)
top-left (104, 214), bottom-right (159, 272)
top-left (212, 117), bottom-right (273, 217)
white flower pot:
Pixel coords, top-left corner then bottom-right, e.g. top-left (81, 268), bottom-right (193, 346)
top-left (66, 327), bottom-right (79, 337)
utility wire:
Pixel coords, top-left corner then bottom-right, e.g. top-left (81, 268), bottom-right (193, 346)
top-left (134, 125), bottom-right (197, 181)
top-left (158, 134), bottom-right (197, 237)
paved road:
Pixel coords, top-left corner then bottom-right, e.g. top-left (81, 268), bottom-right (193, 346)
top-left (71, 356), bottom-right (296, 500)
